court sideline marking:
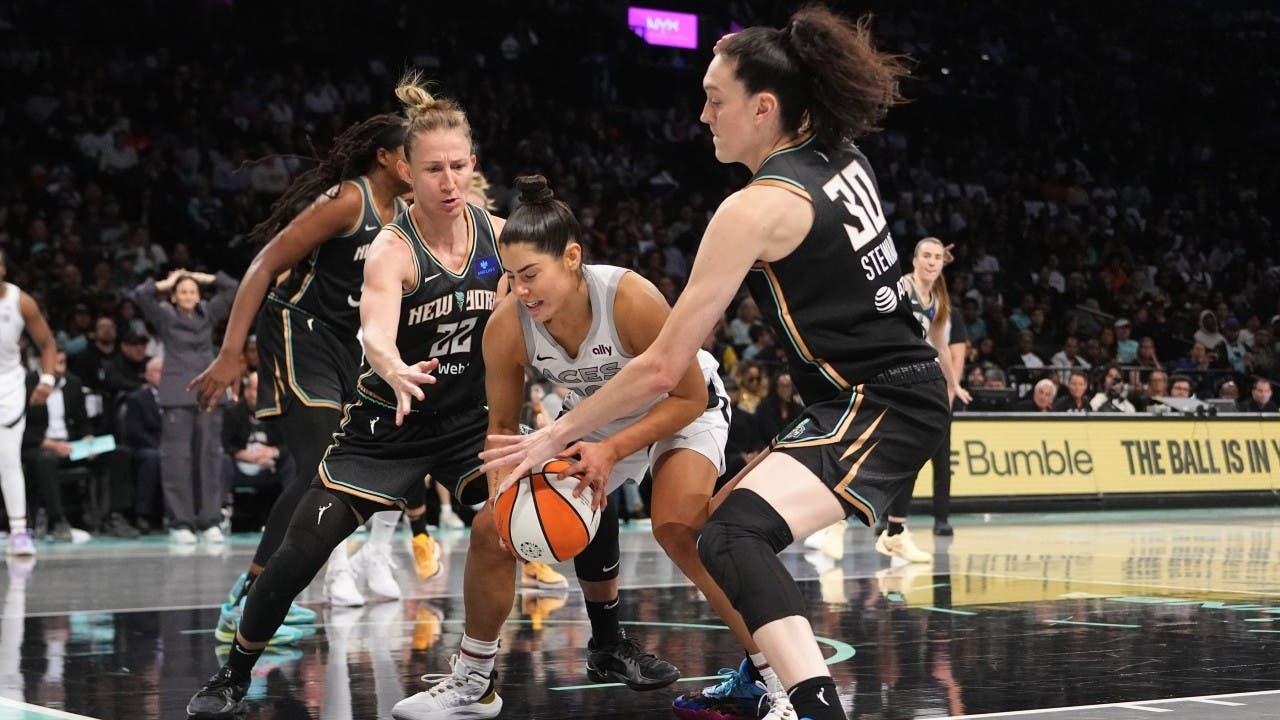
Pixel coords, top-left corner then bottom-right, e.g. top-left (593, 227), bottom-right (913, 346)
top-left (933, 688), bottom-right (1280, 718)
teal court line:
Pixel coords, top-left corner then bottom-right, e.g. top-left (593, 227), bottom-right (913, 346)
top-left (1248, 629), bottom-right (1280, 634)
top-left (0, 695), bottom-right (99, 720)
top-left (1046, 618), bottom-right (1140, 629)
top-left (920, 606), bottom-right (977, 616)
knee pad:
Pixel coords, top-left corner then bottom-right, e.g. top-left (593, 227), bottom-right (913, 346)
top-left (574, 501), bottom-right (619, 582)
top-left (698, 489), bottom-right (802, 633)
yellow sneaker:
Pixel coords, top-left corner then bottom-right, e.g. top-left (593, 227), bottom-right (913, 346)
top-left (412, 534), bottom-right (441, 580)
top-left (875, 528), bottom-right (933, 564)
top-left (521, 561), bottom-right (568, 589)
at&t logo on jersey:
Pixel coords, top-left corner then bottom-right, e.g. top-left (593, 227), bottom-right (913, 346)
top-left (875, 276), bottom-right (911, 315)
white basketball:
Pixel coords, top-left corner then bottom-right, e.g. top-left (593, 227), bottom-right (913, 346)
top-left (494, 459), bottom-right (600, 563)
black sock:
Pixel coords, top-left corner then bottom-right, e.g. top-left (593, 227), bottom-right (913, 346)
top-left (585, 598), bottom-right (622, 647)
top-left (235, 572), bottom-right (258, 606)
top-left (789, 676), bottom-right (845, 720)
top-left (409, 514), bottom-right (428, 537)
top-left (225, 637), bottom-right (262, 678)
top-left (887, 521), bottom-right (905, 536)
top-left (744, 651), bottom-right (764, 684)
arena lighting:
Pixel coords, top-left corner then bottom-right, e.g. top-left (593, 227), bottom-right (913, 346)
top-left (627, 6), bottom-right (699, 49)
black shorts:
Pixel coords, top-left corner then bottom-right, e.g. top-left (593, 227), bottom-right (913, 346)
top-left (771, 361), bottom-right (949, 527)
top-left (255, 298), bottom-right (361, 419)
top-left (317, 398), bottom-right (489, 509)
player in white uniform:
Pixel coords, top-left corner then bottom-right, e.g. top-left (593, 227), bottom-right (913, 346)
top-left (392, 176), bottom-right (782, 720)
top-left (0, 249), bottom-right (59, 556)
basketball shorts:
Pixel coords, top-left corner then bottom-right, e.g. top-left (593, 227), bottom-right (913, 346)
top-left (593, 370), bottom-right (731, 495)
top-left (255, 298), bottom-right (361, 419)
top-left (770, 361), bottom-right (949, 527)
top-left (317, 398), bottom-right (489, 509)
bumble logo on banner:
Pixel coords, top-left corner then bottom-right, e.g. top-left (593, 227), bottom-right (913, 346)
top-left (912, 418), bottom-right (1280, 497)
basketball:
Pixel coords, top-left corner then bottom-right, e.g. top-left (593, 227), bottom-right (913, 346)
top-left (493, 459), bottom-right (600, 563)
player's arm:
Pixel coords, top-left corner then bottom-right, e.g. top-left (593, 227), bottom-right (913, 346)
top-left (489, 215), bottom-right (510, 300)
top-left (480, 295), bottom-right (528, 498)
top-left (362, 228), bottom-right (438, 425)
top-left (928, 318), bottom-right (968, 405)
top-left (19, 291), bottom-right (57, 406)
top-left (188, 183), bottom-right (360, 409)
top-left (481, 184), bottom-right (810, 480)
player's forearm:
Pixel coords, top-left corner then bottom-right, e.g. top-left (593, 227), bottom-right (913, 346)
top-left (551, 352), bottom-right (678, 446)
top-left (602, 395), bottom-right (702, 461)
top-left (363, 328), bottom-right (403, 380)
top-left (217, 261), bottom-right (275, 359)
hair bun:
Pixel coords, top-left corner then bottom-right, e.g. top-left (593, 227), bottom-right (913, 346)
top-left (516, 175), bottom-right (555, 204)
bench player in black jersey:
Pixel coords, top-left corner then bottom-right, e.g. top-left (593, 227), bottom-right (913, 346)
top-left (185, 74), bottom-right (501, 719)
top-left (185, 114), bottom-right (431, 629)
top-left (481, 8), bottom-right (948, 720)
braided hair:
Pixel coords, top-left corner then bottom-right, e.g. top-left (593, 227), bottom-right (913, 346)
top-left (248, 113), bottom-right (408, 245)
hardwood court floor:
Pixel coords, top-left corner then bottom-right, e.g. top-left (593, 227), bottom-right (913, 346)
top-left (2, 507), bottom-right (1279, 719)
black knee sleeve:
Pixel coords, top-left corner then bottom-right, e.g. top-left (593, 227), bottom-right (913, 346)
top-left (698, 489), bottom-right (803, 633)
top-left (573, 501), bottom-right (620, 582)
top-left (238, 487), bottom-right (359, 642)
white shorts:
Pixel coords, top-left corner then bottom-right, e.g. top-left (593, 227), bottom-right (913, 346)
top-left (595, 372), bottom-right (731, 496)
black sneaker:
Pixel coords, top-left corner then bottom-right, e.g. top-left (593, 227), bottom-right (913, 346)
top-left (586, 632), bottom-right (680, 691)
top-left (51, 520), bottom-right (73, 543)
top-left (186, 666), bottom-right (249, 719)
top-left (933, 520), bottom-right (954, 537)
top-left (105, 512), bottom-right (141, 539)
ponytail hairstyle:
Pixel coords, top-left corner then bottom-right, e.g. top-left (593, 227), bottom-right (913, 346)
top-left (716, 4), bottom-right (908, 147)
top-left (395, 70), bottom-right (472, 161)
top-left (501, 175), bottom-right (583, 261)
top-left (913, 237), bottom-right (950, 331)
top-left (248, 113), bottom-right (408, 245)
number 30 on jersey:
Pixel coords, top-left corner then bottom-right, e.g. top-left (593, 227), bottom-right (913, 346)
top-left (822, 160), bottom-right (887, 252)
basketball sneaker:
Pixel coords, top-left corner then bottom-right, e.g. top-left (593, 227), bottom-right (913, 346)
top-left (760, 687), bottom-right (797, 720)
top-left (391, 654), bottom-right (503, 720)
top-left (412, 534), bottom-right (441, 580)
top-left (352, 542), bottom-right (402, 601)
top-left (326, 565), bottom-right (365, 607)
top-left (673, 658), bottom-right (768, 719)
top-left (6, 531), bottom-right (35, 556)
top-left (521, 561), bottom-right (568, 589)
top-left (439, 507), bottom-right (465, 530)
top-left (875, 528), bottom-right (932, 564)
top-left (586, 632), bottom-right (680, 691)
top-left (224, 573), bottom-right (317, 625)
top-left (186, 666), bottom-right (250, 719)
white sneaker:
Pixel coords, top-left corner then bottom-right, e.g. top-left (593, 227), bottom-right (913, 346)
top-left (326, 566), bottom-right (365, 607)
top-left (169, 528), bottom-right (198, 545)
top-left (439, 510), bottom-right (464, 530)
top-left (354, 543), bottom-right (402, 601)
top-left (392, 655), bottom-right (502, 720)
top-left (201, 526), bottom-right (226, 543)
top-left (875, 528), bottom-right (932, 564)
top-left (759, 684), bottom-right (798, 720)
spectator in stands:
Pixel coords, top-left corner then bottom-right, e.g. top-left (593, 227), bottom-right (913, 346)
top-left (734, 362), bottom-right (768, 415)
top-left (1010, 293), bottom-right (1036, 332)
top-left (1248, 327), bottom-right (1276, 378)
top-left (123, 357), bottom-right (163, 534)
top-left (742, 324), bottom-right (785, 371)
top-left (1050, 336), bottom-right (1091, 383)
top-left (1217, 379), bottom-right (1239, 403)
top-left (1194, 310), bottom-right (1226, 352)
top-left (1239, 378), bottom-right (1277, 412)
top-left (1134, 336), bottom-right (1162, 374)
top-left (1054, 371), bottom-right (1091, 413)
top-left (128, 269), bottom-right (237, 544)
top-left (21, 350), bottom-right (91, 541)
top-left (701, 326), bottom-right (739, 380)
top-left (1090, 365), bottom-right (1137, 413)
top-left (722, 375), bottom-right (765, 480)
top-left (728, 298), bottom-right (759, 350)
top-left (1016, 378), bottom-right (1058, 413)
top-left (1221, 317), bottom-right (1249, 374)
top-left (69, 316), bottom-right (117, 395)
top-left (1114, 319), bottom-right (1138, 363)
top-left (102, 333), bottom-right (149, 402)
top-left (756, 372), bottom-right (804, 444)
top-left (961, 297), bottom-right (986, 342)
top-left (221, 373), bottom-right (294, 526)
top-left (520, 382), bottom-right (552, 430)
top-left (1142, 370), bottom-right (1170, 407)
top-left (1169, 376), bottom-right (1195, 399)
top-left (983, 368), bottom-right (1009, 389)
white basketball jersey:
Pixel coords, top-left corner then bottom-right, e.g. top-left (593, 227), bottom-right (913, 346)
top-left (518, 264), bottom-right (720, 445)
top-left (0, 283), bottom-right (27, 410)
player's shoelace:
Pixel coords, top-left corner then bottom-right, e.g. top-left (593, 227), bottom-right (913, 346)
top-left (418, 655), bottom-right (485, 703)
top-left (757, 683), bottom-right (795, 720)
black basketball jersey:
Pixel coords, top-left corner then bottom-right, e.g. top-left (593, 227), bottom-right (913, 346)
top-left (271, 177), bottom-right (407, 336)
top-left (743, 137), bottom-right (936, 404)
top-left (356, 203), bottom-right (502, 416)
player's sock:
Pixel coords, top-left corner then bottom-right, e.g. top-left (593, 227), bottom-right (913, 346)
top-left (459, 634), bottom-right (499, 676)
top-left (789, 676), bottom-right (845, 720)
top-left (887, 520), bottom-right (905, 537)
top-left (409, 513), bottom-right (428, 537)
top-left (585, 597), bottom-right (622, 646)
top-left (225, 637), bottom-right (263, 677)
top-left (367, 510), bottom-right (400, 549)
top-left (749, 650), bottom-right (784, 693)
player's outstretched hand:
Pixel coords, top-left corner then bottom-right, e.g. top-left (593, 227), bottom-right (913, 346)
top-left (559, 441), bottom-right (617, 511)
top-left (188, 351), bottom-right (243, 411)
top-left (481, 425), bottom-right (568, 497)
top-left (388, 358), bottom-right (439, 426)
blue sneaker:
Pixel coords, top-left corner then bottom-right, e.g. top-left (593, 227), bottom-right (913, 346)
top-left (224, 572), bottom-right (317, 625)
top-left (214, 603), bottom-right (310, 645)
top-left (672, 658), bottom-right (766, 720)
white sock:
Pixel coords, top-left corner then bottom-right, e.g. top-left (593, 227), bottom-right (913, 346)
top-left (459, 634), bottom-right (500, 676)
top-left (0, 421), bottom-right (28, 535)
top-left (750, 651), bottom-right (784, 694)
top-left (327, 540), bottom-right (351, 574)
top-left (368, 511), bottom-right (400, 549)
